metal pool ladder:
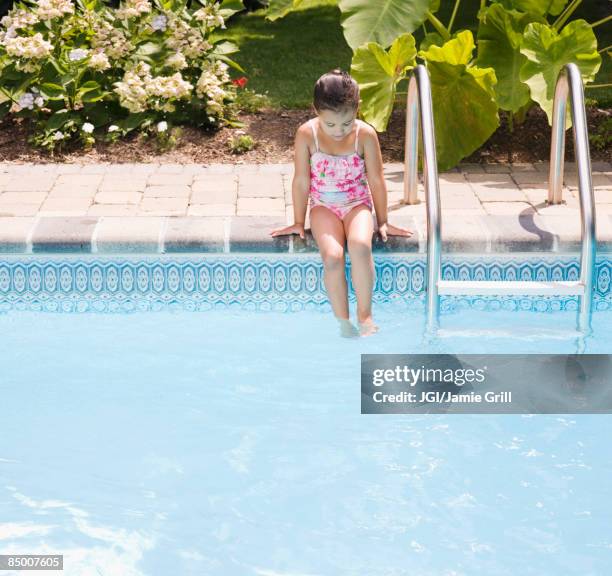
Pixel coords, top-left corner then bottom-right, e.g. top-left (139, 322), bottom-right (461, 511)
top-left (403, 63), bottom-right (597, 334)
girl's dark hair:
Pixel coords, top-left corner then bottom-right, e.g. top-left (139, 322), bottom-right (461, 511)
top-left (313, 68), bottom-right (360, 113)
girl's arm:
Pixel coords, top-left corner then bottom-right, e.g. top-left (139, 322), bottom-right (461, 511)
top-left (363, 124), bottom-right (412, 240)
top-left (362, 126), bottom-right (388, 228)
top-left (292, 126), bottom-right (312, 226)
top-left (270, 124), bottom-right (311, 238)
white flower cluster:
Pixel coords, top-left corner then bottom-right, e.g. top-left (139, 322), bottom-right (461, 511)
top-left (11, 88), bottom-right (45, 112)
top-left (113, 62), bottom-right (193, 113)
top-left (35, 0), bottom-right (75, 21)
top-left (166, 14), bottom-right (211, 59)
top-left (193, 3), bottom-right (225, 30)
top-left (92, 19), bottom-right (133, 60)
top-left (195, 60), bottom-right (230, 116)
top-left (116, 0), bottom-right (152, 20)
top-left (3, 32), bottom-right (53, 60)
top-left (151, 14), bottom-right (167, 32)
top-left (1, 9), bottom-right (39, 32)
top-left (148, 73), bottom-right (193, 100)
top-left (89, 50), bottom-right (110, 71)
top-left (68, 48), bottom-right (88, 61)
top-left (113, 61), bottom-right (150, 112)
top-left (166, 52), bottom-right (187, 70)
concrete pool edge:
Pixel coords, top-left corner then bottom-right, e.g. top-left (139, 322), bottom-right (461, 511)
top-left (1, 213), bottom-right (612, 254)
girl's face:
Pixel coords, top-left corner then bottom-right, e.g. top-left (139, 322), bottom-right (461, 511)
top-left (316, 107), bottom-right (357, 141)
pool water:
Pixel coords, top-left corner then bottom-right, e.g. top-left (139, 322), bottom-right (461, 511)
top-left (1, 302), bottom-right (611, 576)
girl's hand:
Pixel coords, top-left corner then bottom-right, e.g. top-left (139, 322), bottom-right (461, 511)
top-left (378, 222), bottom-right (413, 242)
top-left (270, 222), bottom-right (305, 239)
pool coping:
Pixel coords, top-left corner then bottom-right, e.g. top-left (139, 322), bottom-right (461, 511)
top-left (0, 161), bottom-right (611, 254)
top-left (0, 213), bottom-right (612, 255)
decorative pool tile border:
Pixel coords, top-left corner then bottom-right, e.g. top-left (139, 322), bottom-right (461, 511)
top-left (0, 254), bottom-right (610, 313)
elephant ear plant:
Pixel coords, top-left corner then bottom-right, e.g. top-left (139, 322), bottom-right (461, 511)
top-left (0, 0), bottom-right (245, 152)
top-left (267, 0), bottom-right (606, 170)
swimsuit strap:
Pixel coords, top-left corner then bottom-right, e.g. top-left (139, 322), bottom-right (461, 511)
top-left (309, 119), bottom-right (319, 153)
top-left (355, 120), bottom-right (360, 153)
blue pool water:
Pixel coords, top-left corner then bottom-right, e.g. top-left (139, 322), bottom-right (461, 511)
top-left (0, 255), bottom-right (611, 576)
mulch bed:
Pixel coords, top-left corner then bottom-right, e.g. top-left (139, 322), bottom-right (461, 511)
top-left (0, 105), bottom-right (609, 165)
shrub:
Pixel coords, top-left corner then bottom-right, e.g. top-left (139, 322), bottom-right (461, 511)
top-left (0, 0), bottom-right (245, 152)
top-left (228, 130), bottom-right (255, 153)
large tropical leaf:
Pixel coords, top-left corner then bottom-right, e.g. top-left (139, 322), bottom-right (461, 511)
top-left (477, 3), bottom-right (533, 112)
top-left (351, 33), bottom-right (416, 131)
top-left (519, 20), bottom-right (601, 127)
top-left (419, 32), bottom-right (445, 52)
top-left (266, 0), bottom-right (305, 21)
top-left (219, 0), bottom-right (245, 20)
top-left (419, 30), bottom-right (500, 171)
top-left (492, 0), bottom-right (569, 17)
top-left (339, 0), bottom-right (431, 51)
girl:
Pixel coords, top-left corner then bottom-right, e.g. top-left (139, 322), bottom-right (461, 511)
top-left (270, 69), bottom-right (412, 337)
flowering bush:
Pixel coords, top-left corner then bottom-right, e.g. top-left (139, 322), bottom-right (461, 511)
top-left (0, 0), bottom-right (244, 151)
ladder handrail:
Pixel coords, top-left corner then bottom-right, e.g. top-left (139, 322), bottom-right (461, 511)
top-left (403, 62), bottom-right (596, 334)
top-left (548, 62), bottom-right (596, 330)
top-left (403, 65), bottom-right (442, 332)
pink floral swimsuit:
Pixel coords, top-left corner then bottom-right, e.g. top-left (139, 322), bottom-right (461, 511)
top-left (309, 118), bottom-right (373, 220)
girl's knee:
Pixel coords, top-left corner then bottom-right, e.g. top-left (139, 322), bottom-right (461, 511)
top-left (321, 246), bottom-right (345, 271)
top-left (347, 238), bottom-right (372, 259)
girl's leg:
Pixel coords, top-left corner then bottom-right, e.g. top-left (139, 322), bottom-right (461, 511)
top-left (343, 205), bottom-right (375, 325)
top-left (310, 206), bottom-right (350, 320)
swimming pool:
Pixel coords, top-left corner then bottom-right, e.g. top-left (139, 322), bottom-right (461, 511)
top-left (1, 254), bottom-right (611, 575)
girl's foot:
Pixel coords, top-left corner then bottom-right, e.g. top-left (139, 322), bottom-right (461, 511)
top-left (358, 317), bottom-right (379, 337)
top-left (337, 317), bottom-right (360, 338)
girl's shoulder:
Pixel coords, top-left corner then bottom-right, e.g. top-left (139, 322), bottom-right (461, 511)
top-left (296, 118), bottom-right (316, 136)
top-left (295, 118), bottom-right (319, 155)
top-left (356, 119), bottom-right (380, 155)
top-left (295, 118), bottom-right (316, 139)
top-left (356, 118), bottom-right (376, 140)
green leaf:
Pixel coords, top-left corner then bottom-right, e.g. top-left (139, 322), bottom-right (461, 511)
top-left (0, 64), bottom-right (27, 82)
top-left (491, 0), bottom-right (569, 17)
top-left (419, 31), bottom-right (500, 171)
top-left (266, 0), bottom-right (305, 22)
top-left (351, 33), bottom-right (416, 131)
top-left (119, 112), bottom-right (149, 132)
top-left (519, 20), bottom-right (601, 127)
top-left (40, 83), bottom-right (66, 100)
top-left (477, 3), bottom-right (532, 112)
top-left (81, 89), bottom-right (109, 102)
top-left (76, 0), bottom-right (105, 10)
top-left (0, 101), bottom-right (11, 120)
top-left (215, 54), bottom-right (245, 73)
top-left (339, 0), bottom-right (431, 51)
top-left (82, 102), bottom-right (113, 126)
top-left (78, 80), bottom-right (101, 93)
top-left (419, 32), bottom-right (445, 52)
top-left (219, 0), bottom-right (245, 19)
top-left (133, 42), bottom-right (162, 59)
top-left (45, 109), bottom-right (74, 131)
top-left (211, 40), bottom-right (240, 56)
top-left (224, 117), bottom-right (246, 128)
top-left (59, 73), bottom-right (75, 89)
top-left (513, 98), bottom-right (535, 125)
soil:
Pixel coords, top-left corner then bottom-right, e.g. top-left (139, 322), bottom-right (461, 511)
top-left (0, 105), bottom-right (609, 165)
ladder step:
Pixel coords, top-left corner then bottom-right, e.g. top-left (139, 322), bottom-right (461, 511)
top-left (437, 280), bottom-right (585, 296)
